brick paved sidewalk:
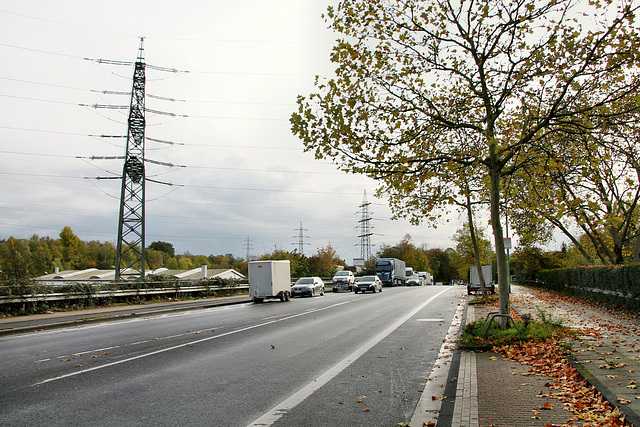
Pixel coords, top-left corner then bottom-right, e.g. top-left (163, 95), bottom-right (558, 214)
top-left (477, 350), bottom-right (578, 427)
top-left (512, 285), bottom-right (640, 425)
top-left (453, 304), bottom-right (578, 427)
top-left (449, 286), bottom-right (639, 427)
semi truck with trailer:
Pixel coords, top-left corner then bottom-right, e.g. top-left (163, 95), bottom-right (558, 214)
top-left (248, 260), bottom-right (292, 303)
top-left (374, 258), bottom-right (406, 286)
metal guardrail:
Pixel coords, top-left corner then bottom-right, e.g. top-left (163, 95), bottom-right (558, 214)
top-left (0, 277), bottom-right (340, 306)
top-left (0, 284), bottom-right (249, 304)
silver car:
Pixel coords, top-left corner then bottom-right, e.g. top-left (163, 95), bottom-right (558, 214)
top-left (291, 277), bottom-right (325, 297)
top-left (354, 275), bottom-right (383, 293)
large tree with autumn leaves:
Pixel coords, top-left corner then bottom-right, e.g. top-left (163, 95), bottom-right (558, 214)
top-left (291, 0), bottom-right (640, 319)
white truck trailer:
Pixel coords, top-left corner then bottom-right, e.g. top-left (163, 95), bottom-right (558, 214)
top-left (468, 265), bottom-right (495, 294)
top-left (248, 260), bottom-right (292, 303)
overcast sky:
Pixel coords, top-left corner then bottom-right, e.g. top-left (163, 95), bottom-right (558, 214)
top-left (0, 0), bottom-right (473, 263)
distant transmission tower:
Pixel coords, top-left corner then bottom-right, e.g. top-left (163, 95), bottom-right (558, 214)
top-left (293, 221), bottom-right (310, 256)
top-left (356, 190), bottom-right (374, 261)
top-left (115, 38), bottom-right (147, 280)
top-left (244, 236), bottom-right (254, 261)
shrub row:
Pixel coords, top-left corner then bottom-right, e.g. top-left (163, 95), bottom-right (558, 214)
top-left (534, 265), bottom-right (640, 310)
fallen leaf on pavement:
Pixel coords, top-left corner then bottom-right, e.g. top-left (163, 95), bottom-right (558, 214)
top-left (540, 402), bottom-right (553, 410)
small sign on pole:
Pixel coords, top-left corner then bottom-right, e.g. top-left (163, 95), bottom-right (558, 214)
top-left (504, 237), bottom-right (512, 250)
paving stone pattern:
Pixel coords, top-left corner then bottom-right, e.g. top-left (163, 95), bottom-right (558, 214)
top-left (476, 351), bottom-right (577, 426)
top-left (452, 285), bottom-right (640, 427)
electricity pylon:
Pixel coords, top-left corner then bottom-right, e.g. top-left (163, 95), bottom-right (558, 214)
top-left (293, 221), bottom-right (310, 256)
top-left (115, 38), bottom-right (146, 280)
top-left (244, 236), bottom-right (254, 261)
top-left (356, 190), bottom-right (374, 261)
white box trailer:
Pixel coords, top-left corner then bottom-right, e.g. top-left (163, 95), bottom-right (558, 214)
top-left (469, 265), bottom-right (492, 285)
top-left (248, 260), bottom-right (292, 303)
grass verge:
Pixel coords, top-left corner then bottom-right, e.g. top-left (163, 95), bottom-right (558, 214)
top-left (459, 308), bottom-right (569, 350)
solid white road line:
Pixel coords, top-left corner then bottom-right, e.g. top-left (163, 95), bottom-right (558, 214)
top-left (410, 294), bottom-right (466, 426)
top-left (247, 287), bottom-right (453, 427)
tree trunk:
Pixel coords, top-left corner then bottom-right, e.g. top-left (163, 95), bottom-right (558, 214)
top-left (489, 164), bottom-right (509, 326)
top-left (635, 224), bottom-right (640, 263)
top-left (466, 189), bottom-right (488, 297)
top-left (547, 217), bottom-right (595, 263)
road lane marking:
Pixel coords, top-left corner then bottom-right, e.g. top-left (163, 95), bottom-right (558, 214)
top-left (410, 295), bottom-right (466, 427)
top-left (72, 346), bottom-right (119, 356)
top-left (32, 299), bottom-right (355, 386)
top-left (416, 318), bottom-right (445, 322)
top-left (247, 287), bottom-right (453, 427)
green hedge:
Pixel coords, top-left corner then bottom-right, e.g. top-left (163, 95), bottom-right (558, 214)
top-left (535, 265), bottom-right (640, 310)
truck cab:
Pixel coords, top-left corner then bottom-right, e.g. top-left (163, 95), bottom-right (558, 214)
top-left (374, 258), bottom-right (406, 286)
top-left (405, 267), bottom-right (414, 278)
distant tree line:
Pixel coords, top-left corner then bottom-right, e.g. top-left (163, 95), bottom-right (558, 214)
top-left (1, 221), bottom-right (619, 284)
top-left (0, 227), bottom-right (350, 281)
top-left (0, 227), bottom-right (249, 281)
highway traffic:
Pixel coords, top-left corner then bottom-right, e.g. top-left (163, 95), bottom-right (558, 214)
top-left (0, 285), bottom-right (465, 426)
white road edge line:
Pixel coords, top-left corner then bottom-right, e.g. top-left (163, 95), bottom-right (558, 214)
top-left (410, 294), bottom-right (467, 426)
top-left (247, 287), bottom-right (452, 427)
top-left (32, 299), bottom-right (354, 386)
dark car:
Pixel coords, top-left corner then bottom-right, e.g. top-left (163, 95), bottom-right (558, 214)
top-left (291, 277), bottom-right (325, 297)
top-left (354, 275), bottom-right (383, 293)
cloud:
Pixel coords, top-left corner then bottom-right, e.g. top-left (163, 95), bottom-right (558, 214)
top-left (0, 1), bottom-right (459, 263)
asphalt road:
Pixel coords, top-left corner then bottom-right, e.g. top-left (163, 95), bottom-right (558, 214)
top-left (0, 286), bottom-right (464, 426)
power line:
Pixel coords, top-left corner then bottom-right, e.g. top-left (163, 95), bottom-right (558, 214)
top-left (0, 168), bottom-right (359, 194)
top-left (0, 93), bottom-right (80, 106)
top-left (1, 200), bottom-right (358, 223)
top-left (0, 76), bottom-right (90, 92)
top-left (0, 41), bottom-right (87, 59)
top-left (0, 77), bottom-right (294, 106)
top-left (1, 148), bottom-right (343, 175)
top-left (1, 92), bottom-right (292, 121)
top-left (0, 10), bottom-right (136, 38)
top-left (0, 149), bottom-right (77, 159)
top-left (146, 137), bottom-right (184, 146)
top-left (0, 12), bottom-right (334, 45)
top-left (0, 42), bottom-right (324, 78)
top-left (0, 125), bottom-right (299, 149)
